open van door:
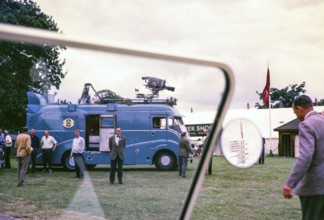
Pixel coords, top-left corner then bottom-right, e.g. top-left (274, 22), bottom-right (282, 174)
top-left (100, 115), bottom-right (115, 151)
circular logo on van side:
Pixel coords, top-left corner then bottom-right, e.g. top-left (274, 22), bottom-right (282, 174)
top-left (135, 148), bottom-right (141, 154)
top-left (63, 118), bottom-right (75, 128)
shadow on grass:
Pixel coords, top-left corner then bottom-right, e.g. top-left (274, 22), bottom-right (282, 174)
top-left (43, 166), bottom-right (177, 173)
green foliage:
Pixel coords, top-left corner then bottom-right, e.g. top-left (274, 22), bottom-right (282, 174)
top-left (92, 89), bottom-right (124, 104)
top-left (314, 98), bottom-right (324, 106)
top-left (0, 0), bottom-right (66, 132)
top-left (255, 82), bottom-right (306, 109)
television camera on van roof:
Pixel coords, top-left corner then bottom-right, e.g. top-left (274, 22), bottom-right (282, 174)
top-left (135, 76), bottom-right (176, 104)
top-left (142, 76), bottom-right (175, 95)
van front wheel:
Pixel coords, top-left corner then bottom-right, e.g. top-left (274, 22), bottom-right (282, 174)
top-left (155, 152), bottom-right (176, 171)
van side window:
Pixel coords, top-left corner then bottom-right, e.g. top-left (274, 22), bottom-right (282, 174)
top-left (152, 117), bottom-right (166, 129)
top-left (168, 117), bottom-right (174, 129)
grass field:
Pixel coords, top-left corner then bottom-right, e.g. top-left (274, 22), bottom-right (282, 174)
top-left (0, 156), bottom-right (300, 220)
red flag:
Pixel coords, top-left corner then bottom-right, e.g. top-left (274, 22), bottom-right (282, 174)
top-left (261, 68), bottom-right (270, 103)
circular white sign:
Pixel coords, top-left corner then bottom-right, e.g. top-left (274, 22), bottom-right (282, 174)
top-left (220, 118), bottom-right (262, 168)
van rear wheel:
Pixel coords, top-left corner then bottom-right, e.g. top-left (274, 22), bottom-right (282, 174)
top-left (155, 152), bottom-right (176, 171)
top-left (62, 152), bottom-right (75, 171)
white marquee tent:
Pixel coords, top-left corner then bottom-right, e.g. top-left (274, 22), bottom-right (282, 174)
top-left (183, 106), bottom-right (324, 155)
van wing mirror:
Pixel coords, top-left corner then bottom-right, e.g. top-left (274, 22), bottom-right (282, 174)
top-left (220, 118), bottom-right (263, 168)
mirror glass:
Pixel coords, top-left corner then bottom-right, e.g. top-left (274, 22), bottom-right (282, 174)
top-left (220, 118), bottom-right (262, 168)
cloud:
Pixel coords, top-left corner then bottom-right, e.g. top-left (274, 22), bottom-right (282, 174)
top-left (34, 0), bottom-right (324, 111)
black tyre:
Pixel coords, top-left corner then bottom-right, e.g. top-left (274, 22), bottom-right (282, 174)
top-left (155, 151), bottom-right (176, 171)
top-left (62, 151), bottom-right (75, 171)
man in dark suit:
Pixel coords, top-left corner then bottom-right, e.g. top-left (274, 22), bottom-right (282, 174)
top-left (178, 132), bottom-right (193, 178)
top-left (282, 95), bottom-right (324, 219)
top-left (29, 129), bottom-right (40, 173)
top-left (109, 127), bottom-right (126, 184)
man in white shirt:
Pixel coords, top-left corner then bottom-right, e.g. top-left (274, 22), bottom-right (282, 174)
top-left (4, 130), bottom-right (12, 168)
top-left (70, 129), bottom-right (85, 178)
top-left (40, 130), bottom-right (57, 174)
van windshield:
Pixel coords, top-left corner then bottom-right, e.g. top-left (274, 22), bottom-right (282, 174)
top-left (173, 117), bottom-right (187, 134)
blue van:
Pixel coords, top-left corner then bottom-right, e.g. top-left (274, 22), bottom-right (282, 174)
top-left (26, 90), bottom-right (187, 171)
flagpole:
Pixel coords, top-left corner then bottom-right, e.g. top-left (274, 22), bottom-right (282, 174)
top-left (268, 62), bottom-right (273, 156)
top-left (261, 63), bottom-right (272, 156)
top-left (269, 87), bottom-right (273, 156)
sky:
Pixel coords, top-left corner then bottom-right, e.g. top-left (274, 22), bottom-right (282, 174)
top-left (32, 0), bottom-right (324, 115)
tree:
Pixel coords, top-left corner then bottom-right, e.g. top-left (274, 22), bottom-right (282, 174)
top-left (255, 82), bottom-right (306, 109)
top-left (92, 89), bottom-right (124, 104)
top-left (0, 0), bottom-right (66, 132)
top-left (313, 98), bottom-right (324, 106)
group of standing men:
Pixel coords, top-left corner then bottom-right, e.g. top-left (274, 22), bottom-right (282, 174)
top-left (14, 128), bottom-right (58, 187)
top-left (13, 127), bottom-right (127, 187)
top-left (69, 127), bottom-right (126, 183)
top-left (177, 95), bottom-right (324, 220)
top-left (13, 125), bottom-right (189, 187)
top-left (178, 130), bottom-right (212, 178)
top-left (14, 128), bottom-right (85, 187)
top-left (68, 127), bottom-right (127, 184)
top-left (177, 95), bottom-right (324, 219)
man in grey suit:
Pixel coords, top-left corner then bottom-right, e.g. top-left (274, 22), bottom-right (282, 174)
top-left (109, 127), bottom-right (126, 184)
top-left (283, 95), bottom-right (324, 219)
top-left (178, 132), bottom-right (193, 178)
